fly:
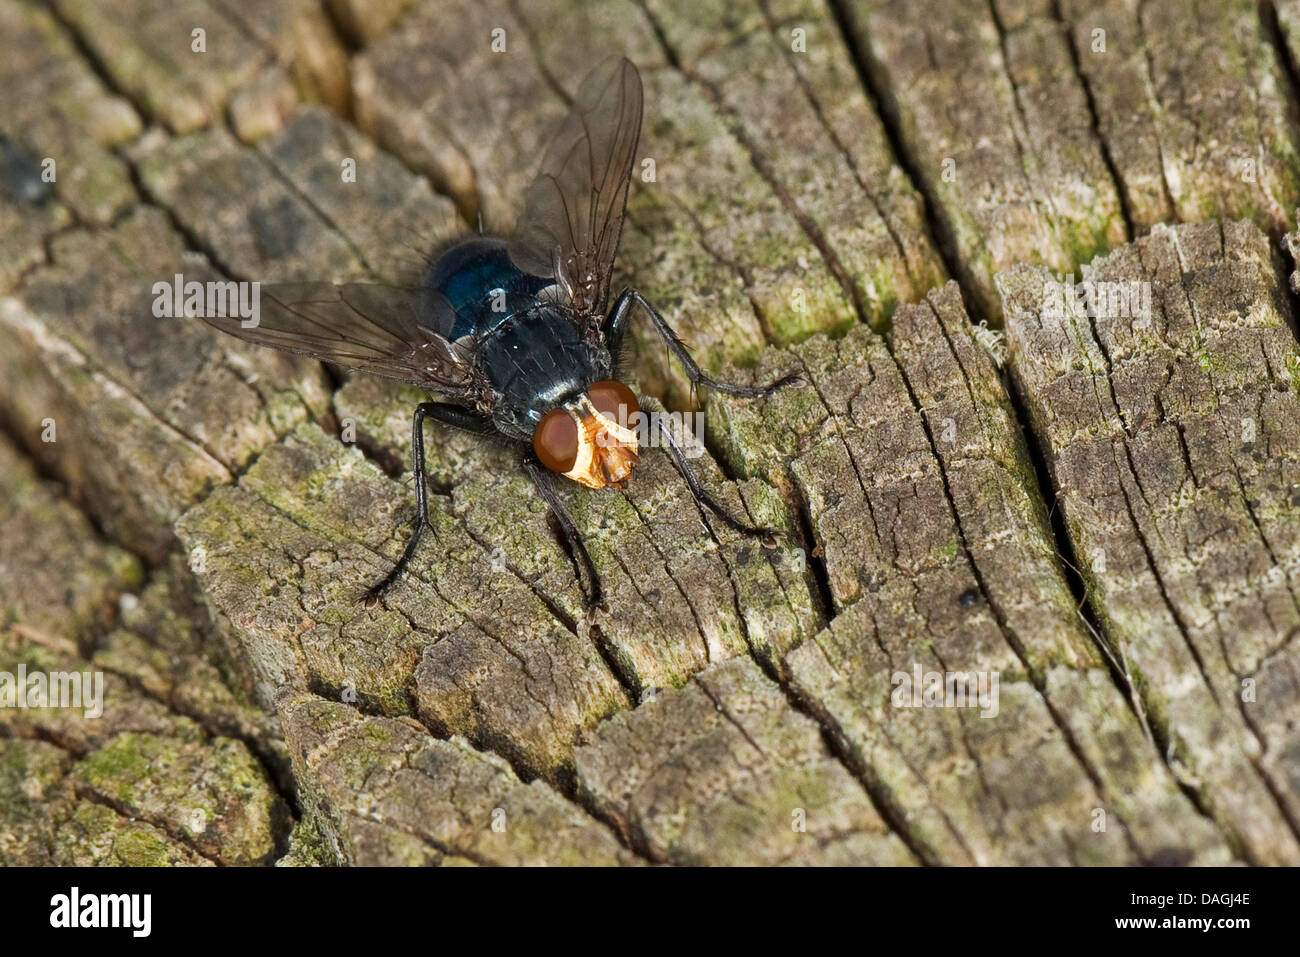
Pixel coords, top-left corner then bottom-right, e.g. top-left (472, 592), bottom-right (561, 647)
top-left (199, 56), bottom-right (795, 611)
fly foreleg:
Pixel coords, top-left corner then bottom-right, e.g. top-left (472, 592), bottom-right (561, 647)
top-left (522, 454), bottom-right (606, 613)
top-left (653, 412), bottom-right (777, 544)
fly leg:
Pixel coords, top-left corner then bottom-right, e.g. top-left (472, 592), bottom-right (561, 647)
top-left (522, 454), bottom-right (606, 612)
top-left (603, 289), bottom-right (800, 397)
top-left (363, 402), bottom-right (494, 604)
top-left (653, 411), bottom-right (777, 545)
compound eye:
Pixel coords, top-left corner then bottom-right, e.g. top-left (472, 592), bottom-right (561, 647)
top-left (588, 380), bottom-right (639, 425)
top-left (533, 407), bottom-right (578, 474)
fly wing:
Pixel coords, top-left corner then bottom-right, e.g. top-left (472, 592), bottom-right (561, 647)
top-left (508, 55), bottom-right (643, 320)
top-left (198, 281), bottom-right (485, 399)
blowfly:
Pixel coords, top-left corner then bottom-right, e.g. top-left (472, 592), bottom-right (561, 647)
top-left (200, 56), bottom-right (794, 610)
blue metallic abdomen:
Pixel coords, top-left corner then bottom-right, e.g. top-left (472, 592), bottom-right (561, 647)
top-left (419, 235), bottom-right (553, 341)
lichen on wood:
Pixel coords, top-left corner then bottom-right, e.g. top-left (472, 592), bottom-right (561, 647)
top-left (2, 0), bottom-right (1300, 866)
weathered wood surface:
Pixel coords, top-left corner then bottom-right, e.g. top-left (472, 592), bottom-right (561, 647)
top-left (1, 0), bottom-right (1299, 865)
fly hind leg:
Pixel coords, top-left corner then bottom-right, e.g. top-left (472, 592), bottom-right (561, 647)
top-left (362, 401), bottom-right (495, 604)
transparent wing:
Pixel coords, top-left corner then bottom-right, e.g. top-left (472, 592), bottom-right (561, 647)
top-left (198, 281), bottom-right (484, 399)
top-left (508, 55), bottom-right (643, 320)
